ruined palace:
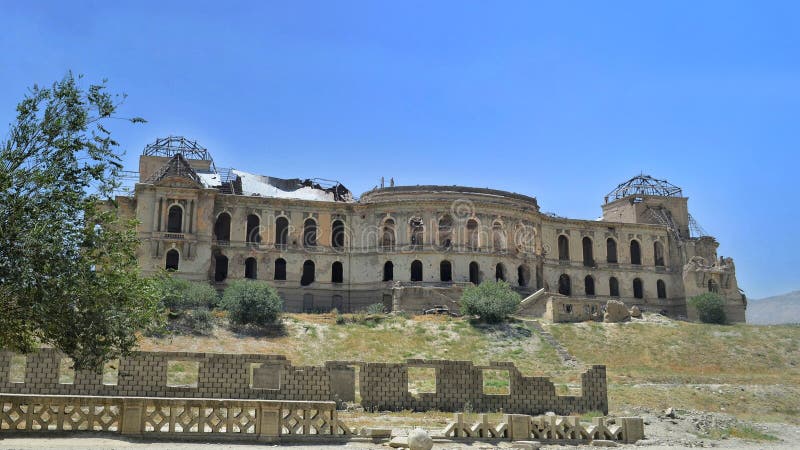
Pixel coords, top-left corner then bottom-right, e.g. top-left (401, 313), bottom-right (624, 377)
top-left (117, 136), bottom-right (746, 322)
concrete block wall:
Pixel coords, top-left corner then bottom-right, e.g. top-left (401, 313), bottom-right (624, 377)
top-left (360, 360), bottom-right (607, 415)
top-left (0, 350), bottom-right (607, 415)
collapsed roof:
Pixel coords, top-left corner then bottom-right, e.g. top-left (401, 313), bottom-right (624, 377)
top-left (200, 169), bottom-right (353, 202)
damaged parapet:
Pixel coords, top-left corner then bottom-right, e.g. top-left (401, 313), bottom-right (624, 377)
top-left (138, 136), bottom-right (353, 202)
top-left (682, 246), bottom-right (746, 322)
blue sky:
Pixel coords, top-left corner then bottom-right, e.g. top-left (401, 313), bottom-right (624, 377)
top-left (1, 1), bottom-right (798, 298)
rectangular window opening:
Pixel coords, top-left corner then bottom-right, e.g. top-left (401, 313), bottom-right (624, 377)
top-left (103, 359), bottom-right (119, 386)
top-left (249, 362), bottom-right (281, 390)
top-left (167, 360), bottom-right (199, 388)
top-left (9, 355), bottom-right (26, 383)
top-left (59, 357), bottom-right (76, 384)
top-left (483, 369), bottom-right (511, 395)
top-left (407, 366), bottom-right (436, 397)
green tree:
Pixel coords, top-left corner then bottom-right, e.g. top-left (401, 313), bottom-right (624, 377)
top-left (221, 280), bottom-right (283, 327)
top-left (689, 292), bottom-right (727, 324)
top-left (0, 73), bottom-right (159, 370)
top-left (153, 273), bottom-right (219, 310)
top-left (460, 281), bottom-right (521, 323)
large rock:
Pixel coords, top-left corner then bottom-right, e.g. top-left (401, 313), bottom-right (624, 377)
top-left (604, 300), bottom-right (631, 323)
top-left (630, 305), bottom-right (642, 318)
top-left (407, 428), bottom-right (433, 450)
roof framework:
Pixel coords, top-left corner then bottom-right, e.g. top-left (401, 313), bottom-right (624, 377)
top-left (143, 136), bottom-right (216, 172)
top-left (606, 174), bottom-right (683, 202)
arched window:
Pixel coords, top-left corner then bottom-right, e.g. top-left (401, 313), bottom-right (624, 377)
top-left (558, 235), bottom-right (569, 261)
top-left (275, 217), bottom-right (289, 247)
top-left (274, 258), bottom-right (286, 280)
top-left (331, 261), bottom-right (343, 283)
top-left (633, 278), bottom-right (644, 299)
top-left (657, 279), bottom-right (667, 299)
top-left (331, 220), bottom-right (345, 249)
top-left (245, 257), bottom-right (257, 279)
top-left (381, 219), bottom-right (396, 250)
top-left (440, 260), bottom-right (452, 282)
top-left (558, 274), bottom-right (571, 296)
top-left (517, 265), bottom-right (530, 287)
top-left (332, 295), bottom-right (343, 311)
top-left (409, 218), bottom-right (424, 249)
top-left (331, 220), bottom-right (344, 249)
top-left (214, 254), bottom-right (228, 282)
top-left (582, 237), bottom-right (594, 267)
top-left (584, 275), bottom-right (595, 296)
top-left (383, 261), bottom-right (394, 281)
top-left (301, 260), bottom-right (315, 286)
top-left (606, 238), bottom-right (618, 263)
top-left (438, 216), bottom-right (453, 248)
top-left (303, 219), bottom-right (317, 248)
top-left (708, 279), bottom-right (719, 293)
top-left (214, 212), bottom-right (231, 242)
top-left (495, 263), bottom-right (506, 282)
top-left (246, 214), bottom-right (260, 244)
top-left (492, 222), bottom-right (506, 252)
top-left (654, 241), bottom-right (665, 267)
top-left (609, 277), bottom-right (620, 297)
top-left (410, 260), bottom-right (423, 282)
top-left (630, 240), bottom-right (641, 265)
top-left (165, 249), bottom-right (179, 271)
top-left (469, 262), bottom-right (480, 284)
top-left (466, 219), bottom-right (479, 250)
top-left (167, 205), bottom-right (182, 233)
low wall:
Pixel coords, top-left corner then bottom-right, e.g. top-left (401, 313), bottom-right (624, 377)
top-left (361, 360), bottom-right (607, 415)
top-left (0, 349), bottom-right (607, 415)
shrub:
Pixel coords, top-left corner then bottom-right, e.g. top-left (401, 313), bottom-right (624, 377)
top-left (221, 280), bottom-right (283, 327)
top-left (153, 273), bottom-right (219, 310)
top-left (365, 303), bottom-right (386, 314)
top-left (689, 292), bottom-right (727, 324)
top-left (460, 281), bottom-right (521, 323)
top-left (178, 308), bottom-right (215, 335)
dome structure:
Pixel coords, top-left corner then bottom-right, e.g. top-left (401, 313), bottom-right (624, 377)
top-left (605, 174), bottom-right (682, 203)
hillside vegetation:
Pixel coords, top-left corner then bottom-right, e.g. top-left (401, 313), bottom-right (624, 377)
top-left (546, 319), bottom-right (800, 424)
top-left (138, 313), bottom-right (800, 424)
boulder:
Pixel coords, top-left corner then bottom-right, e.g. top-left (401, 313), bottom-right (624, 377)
top-left (407, 428), bottom-right (433, 450)
top-left (510, 441), bottom-right (542, 449)
top-left (360, 427), bottom-right (392, 438)
top-left (604, 300), bottom-right (631, 323)
top-left (630, 305), bottom-right (642, 318)
top-left (388, 436), bottom-right (409, 448)
top-left (590, 440), bottom-right (619, 447)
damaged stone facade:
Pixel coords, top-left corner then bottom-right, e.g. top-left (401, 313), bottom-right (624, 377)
top-left (118, 137), bottom-right (746, 322)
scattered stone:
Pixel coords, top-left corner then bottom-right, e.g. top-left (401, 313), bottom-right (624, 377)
top-left (388, 436), bottom-right (409, 448)
top-left (407, 428), bottom-right (433, 450)
top-left (630, 305), bottom-right (642, 318)
top-left (361, 427), bottom-right (392, 438)
top-left (590, 440), bottom-right (619, 447)
top-left (604, 300), bottom-right (631, 323)
top-left (664, 407), bottom-right (677, 419)
top-left (509, 440), bottom-right (542, 449)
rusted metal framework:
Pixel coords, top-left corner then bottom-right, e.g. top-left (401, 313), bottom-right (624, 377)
top-left (605, 174), bottom-right (683, 202)
top-left (143, 136), bottom-right (216, 172)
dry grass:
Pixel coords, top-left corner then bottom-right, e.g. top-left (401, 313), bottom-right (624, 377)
top-left (546, 317), bottom-right (800, 423)
top-left (138, 313), bottom-right (566, 378)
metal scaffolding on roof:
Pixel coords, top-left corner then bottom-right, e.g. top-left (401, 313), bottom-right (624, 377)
top-left (605, 174), bottom-right (683, 202)
top-left (142, 136), bottom-right (216, 172)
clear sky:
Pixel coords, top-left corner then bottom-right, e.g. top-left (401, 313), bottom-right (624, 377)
top-left (1, 1), bottom-right (798, 299)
